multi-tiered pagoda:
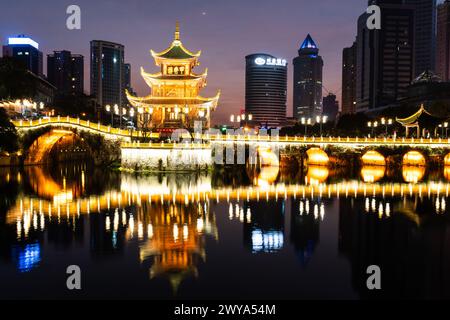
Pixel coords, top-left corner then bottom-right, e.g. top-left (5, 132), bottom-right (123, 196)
top-left (126, 22), bottom-right (220, 134)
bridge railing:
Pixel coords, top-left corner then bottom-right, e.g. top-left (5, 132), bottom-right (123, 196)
top-left (122, 141), bottom-right (211, 149)
top-left (11, 117), bottom-right (450, 145)
top-left (11, 116), bottom-right (160, 139)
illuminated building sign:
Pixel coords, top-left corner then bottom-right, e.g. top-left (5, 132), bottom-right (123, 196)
top-left (254, 57), bottom-right (287, 67)
top-left (8, 37), bottom-right (39, 49)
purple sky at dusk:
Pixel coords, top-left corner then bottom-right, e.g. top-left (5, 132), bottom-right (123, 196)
top-left (1, 0), bottom-right (370, 124)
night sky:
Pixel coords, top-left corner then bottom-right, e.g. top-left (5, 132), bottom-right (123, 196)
top-left (1, 0), bottom-right (370, 123)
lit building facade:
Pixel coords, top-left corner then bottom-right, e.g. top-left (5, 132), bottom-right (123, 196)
top-left (2, 35), bottom-right (43, 76)
top-left (356, 1), bottom-right (415, 112)
top-left (404, 0), bottom-right (436, 76)
top-left (342, 42), bottom-right (357, 115)
top-left (437, 0), bottom-right (450, 81)
top-left (293, 34), bottom-right (323, 120)
top-left (47, 50), bottom-right (84, 95)
top-left (90, 40), bottom-right (126, 107)
top-left (126, 23), bottom-right (220, 133)
top-left (245, 54), bottom-right (287, 128)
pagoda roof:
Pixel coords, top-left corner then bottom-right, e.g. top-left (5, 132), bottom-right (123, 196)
top-left (151, 22), bottom-right (201, 62)
top-left (396, 105), bottom-right (445, 128)
top-left (140, 67), bottom-right (207, 85)
top-left (126, 90), bottom-right (220, 108)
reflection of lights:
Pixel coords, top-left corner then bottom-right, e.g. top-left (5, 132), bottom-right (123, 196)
top-left (306, 166), bottom-right (329, 185)
top-left (13, 243), bottom-right (41, 273)
top-left (183, 225), bottom-right (189, 240)
top-left (251, 229), bottom-right (284, 253)
top-left (361, 165), bottom-right (385, 183)
top-left (197, 218), bottom-right (204, 233)
top-left (403, 166), bottom-right (426, 183)
top-left (173, 224), bottom-right (179, 241)
top-left (138, 222), bottom-right (144, 240)
top-left (257, 166), bottom-right (279, 187)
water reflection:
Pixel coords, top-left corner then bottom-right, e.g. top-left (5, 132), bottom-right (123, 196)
top-left (1, 164), bottom-right (450, 298)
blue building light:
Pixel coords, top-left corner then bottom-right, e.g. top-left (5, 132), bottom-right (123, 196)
top-left (8, 37), bottom-right (39, 49)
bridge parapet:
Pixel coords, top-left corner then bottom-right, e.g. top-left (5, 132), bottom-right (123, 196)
top-left (12, 116), bottom-right (159, 141)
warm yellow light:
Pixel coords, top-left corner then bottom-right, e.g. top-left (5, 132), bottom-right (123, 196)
top-left (361, 150), bottom-right (386, 166)
top-left (402, 165), bottom-right (425, 183)
top-left (361, 165), bottom-right (385, 183)
top-left (403, 151), bottom-right (426, 166)
top-left (306, 148), bottom-right (329, 166)
top-left (306, 166), bottom-right (329, 185)
top-left (258, 147), bottom-right (279, 167)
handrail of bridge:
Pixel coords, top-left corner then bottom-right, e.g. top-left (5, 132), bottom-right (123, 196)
top-left (11, 117), bottom-right (450, 146)
top-left (11, 116), bottom-right (160, 139)
top-left (122, 141), bottom-right (211, 149)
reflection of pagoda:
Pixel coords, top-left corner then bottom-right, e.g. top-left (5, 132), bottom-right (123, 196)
top-left (126, 22), bottom-right (220, 133)
top-left (138, 202), bottom-right (218, 293)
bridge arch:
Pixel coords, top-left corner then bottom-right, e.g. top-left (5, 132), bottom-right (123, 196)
top-left (444, 153), bottom-right (450, 166)
top-left (24, 129), bottom-right (91, 165)
top-left (361, 150), bottom-right (386, 166)
top-left (403, 150), bottom-right (426, 167)
top-left (306, 148), bottom-right (329, 166)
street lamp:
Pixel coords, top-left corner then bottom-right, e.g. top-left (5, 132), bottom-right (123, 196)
top-left (381, 118), bottom-right (393, 136)
top-left (368, 121), bottom-right (378, 137)
top-left (301, 117), bottom-right (312, 136)
top-left (316, 115), bottom-right (328, 136)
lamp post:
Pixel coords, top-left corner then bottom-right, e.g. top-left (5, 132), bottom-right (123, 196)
top-left (368, 121), bottom-right (378, 137)
top-left (105, 105), bottom-right (113, 127)
top-left (301, 117), bottom-right (312, 136)
top-left (381, 118), bottom-right (393, 136)
top-left (316, 115), bottom-right (328, 136)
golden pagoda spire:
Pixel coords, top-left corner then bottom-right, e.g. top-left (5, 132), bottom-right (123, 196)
top-left (175, 21), bottom-right (180, 41)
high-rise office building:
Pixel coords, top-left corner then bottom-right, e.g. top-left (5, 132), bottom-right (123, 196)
top-left (342, 42), bottom-right (357, 115)
top-left (323, 93), bottom-right (339, 122)
top-left (2, 35), bottom-right (43, 76)
top-left (90, 40), bottom-right (125, 107)
top-left (124, 63), bottom-right (131, 91)
top-left (293, 34), bottom-right (323, 120)
top-left (245, 53), bottom-right (287, 127)
top-left (404, 0), bottom-right (436, 76)
top-left (437, 0), bottom-right (450, 81)
top-left (47, 50), bottom-right (84, 95)
top-left (356, 0), bottom-right (415, 112)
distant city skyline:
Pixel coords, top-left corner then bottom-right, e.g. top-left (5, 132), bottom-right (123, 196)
top-left (1, 0), bottom-right (443, 123)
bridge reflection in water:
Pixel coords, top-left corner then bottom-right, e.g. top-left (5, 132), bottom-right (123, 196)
top-left (2, 164), bottom-right (450, 298)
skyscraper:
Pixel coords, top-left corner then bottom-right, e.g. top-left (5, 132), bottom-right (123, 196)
top-left (322, 93), bottom-right (339, 122)
top-left (437, 0), bottom-right (450, 81)
top-left (356, 1), bottom-right (415, 112)
top-left (90, 40), bottom-right (125, 107)
top-left (245, 54), bottom-right (287, 127)
top-left (2, 35), bottom-right (43, 76)
top-left (47, 50), bottom-right (84, 95)
top-left (342, 42), bottom-right (357, 115)
top-left (293, 34), bottom-right (323, 120)
top-left (404, 0), bottom-right (436, 76)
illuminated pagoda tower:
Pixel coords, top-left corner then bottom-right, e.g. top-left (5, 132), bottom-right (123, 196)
top-left (126, 22), bottom-right (220, 134)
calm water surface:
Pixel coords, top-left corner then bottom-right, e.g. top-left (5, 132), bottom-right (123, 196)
top-left (1, 163), bottom-right (450, 299)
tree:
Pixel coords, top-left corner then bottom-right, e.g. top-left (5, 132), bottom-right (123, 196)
top-left (0, 108), bottom-right (19, 153)
top-left (0, 57), bottom-right (37, 100)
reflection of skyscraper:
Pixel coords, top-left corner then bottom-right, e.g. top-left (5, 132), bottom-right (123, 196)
top-left (293, 34), bottom-right (323, 119)
top-left (290, 199), bottom-right (321, 266)
top-left (243, 201), bottom-right (285, 253)
top-left (338, 197), bottom-right (450, 299)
